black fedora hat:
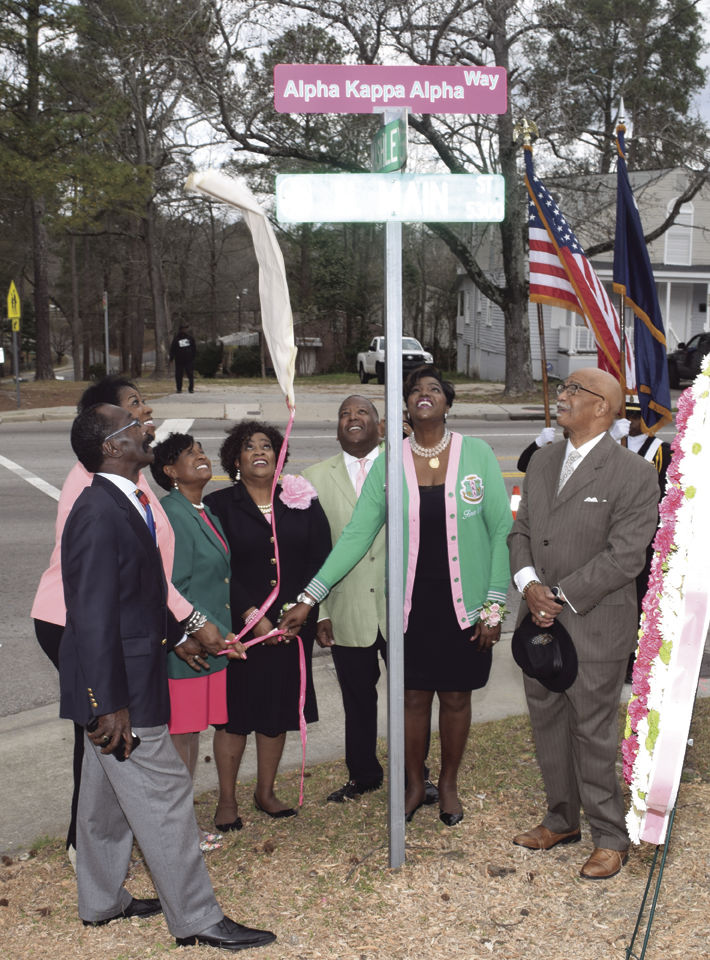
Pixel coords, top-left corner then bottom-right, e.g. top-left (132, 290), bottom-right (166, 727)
top-left (512, 613), bottom-right (578, 692)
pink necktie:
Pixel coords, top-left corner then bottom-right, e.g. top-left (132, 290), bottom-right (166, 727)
top-left (355, 458), bottom-right (369, 497)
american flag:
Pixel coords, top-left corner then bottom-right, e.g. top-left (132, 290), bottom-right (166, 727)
top-left (525, 146), bottom-right (635, 390)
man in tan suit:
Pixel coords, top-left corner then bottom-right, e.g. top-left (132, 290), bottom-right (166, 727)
top-left (508, 368), bottom-right (660, 879)
top-left (303, 396), bottom-right (388, 801)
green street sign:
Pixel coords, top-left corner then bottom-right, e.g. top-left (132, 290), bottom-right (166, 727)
top-left (371, 118), bottom-right (407, 173)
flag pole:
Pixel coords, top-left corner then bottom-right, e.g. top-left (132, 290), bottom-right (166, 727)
top-left (615, 102), bottom-right (628, 441)
top-left (516, 118), bottom-right (551, 427)
top-left (537, 303), bottom-right (551, 427)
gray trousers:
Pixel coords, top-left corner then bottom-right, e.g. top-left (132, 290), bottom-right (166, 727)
top-left (524, 657), bottom-right (629, 850)
top-left (77, 725), bottom-right (224, 938)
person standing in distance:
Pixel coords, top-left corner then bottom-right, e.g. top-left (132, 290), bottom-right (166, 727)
top-left (60, 403), bottom-right (275, 951)
top-left (169, 323), bottom-right (197, 394)
top-left (508, 368), bottom-right (659, 880)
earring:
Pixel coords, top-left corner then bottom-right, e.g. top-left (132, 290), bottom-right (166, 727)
top-left (444, 412), bottom-right (448, 422)
top-left (172, 479), bottom-right (179, 489)
top-left (235, 468), bottom-right (241, 482)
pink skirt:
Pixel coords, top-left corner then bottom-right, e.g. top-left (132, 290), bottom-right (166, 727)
top-left (168, 669), bottom-right (228, 735)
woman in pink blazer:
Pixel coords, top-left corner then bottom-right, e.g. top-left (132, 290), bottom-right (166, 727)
top-left (31, 376), bottom-right (212, 861)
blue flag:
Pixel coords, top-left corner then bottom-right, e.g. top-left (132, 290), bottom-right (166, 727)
top-left (613, 125), bottom-right (672, 433)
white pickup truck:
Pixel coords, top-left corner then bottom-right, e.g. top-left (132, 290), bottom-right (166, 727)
top-left (357, 336), bottom-right (433, 384)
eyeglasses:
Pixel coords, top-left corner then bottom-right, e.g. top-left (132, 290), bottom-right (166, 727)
top-left (556, 381), bottom-right (605, 401)
top-left (104, 418), bottom-right (141, 442)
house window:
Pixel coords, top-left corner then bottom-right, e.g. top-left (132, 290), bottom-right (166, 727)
top-left (664, 201), bottom-right (693, 266)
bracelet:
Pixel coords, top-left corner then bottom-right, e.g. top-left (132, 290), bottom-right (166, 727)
top-left (479, 600), bottom-right (507, 628)
top-left (296, 591), bottom-right (316, 608)
top-left (244, 608), bottom-right (261, 626)
top-left (522, 579), bottom-right (541, 599)
top-left (184, 609), bottom-right (208, 634)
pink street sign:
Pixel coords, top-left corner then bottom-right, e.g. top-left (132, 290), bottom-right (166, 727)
top-left (274, 64), bottom-right (506, 115)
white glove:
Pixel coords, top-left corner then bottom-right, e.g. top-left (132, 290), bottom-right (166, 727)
top-left (535, 426), bottom-right (556, 447)
top-left (610, 418), bottom-right (630, 441)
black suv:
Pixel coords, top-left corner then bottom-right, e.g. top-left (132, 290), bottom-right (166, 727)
top-left (667, 332), bottom-right (710, 388)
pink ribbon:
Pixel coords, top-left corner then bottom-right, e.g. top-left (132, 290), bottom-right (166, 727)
top-left (219, 405), bottom-right (309, 805)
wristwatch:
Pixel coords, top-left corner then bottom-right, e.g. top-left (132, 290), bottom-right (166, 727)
top-left (296, 592), bottom-right (316, 607)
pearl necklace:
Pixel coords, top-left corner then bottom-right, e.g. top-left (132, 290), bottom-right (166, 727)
top-left (191, 501), bottom-right (205, 510)
top-left (409, 429), bottom-right (451, 469)
top-left (256, 502), bottom-right (272, 515)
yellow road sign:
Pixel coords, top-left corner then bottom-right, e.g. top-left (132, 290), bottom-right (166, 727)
top-left (7, 281), bottom-right (21, 322)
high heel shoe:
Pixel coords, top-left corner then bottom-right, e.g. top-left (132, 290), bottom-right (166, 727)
top-left (253, 794), bottom-right (297, 819)
top-left (405, 801), bottom-right (424, 823)
top-left (439, 810), bottom-right (464, 827)
top-left (215, 816), bottom-right (243, 833)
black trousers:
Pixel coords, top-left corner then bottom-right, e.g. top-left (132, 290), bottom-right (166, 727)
top-left (34, 619), bottom-right (83, 850)
top-left (330, 631), bottom-right (387, 786)
top-left (174, 358), bottom-right (194, 393)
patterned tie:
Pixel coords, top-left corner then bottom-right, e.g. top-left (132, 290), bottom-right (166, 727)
top-left (355, 458), bottom-right (369, 497)
top-left (135, 489), bottom-right (157, 542)
top-left (557, 449), bottom-right (581, 493)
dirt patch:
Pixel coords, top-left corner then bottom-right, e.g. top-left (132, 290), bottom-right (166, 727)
top-left (1, 706), bottom-right (708, 960)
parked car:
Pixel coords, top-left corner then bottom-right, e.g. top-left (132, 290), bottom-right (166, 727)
top-left (357, 336), bottom-right (433, 384)
top-left (667, 332), bottom-right (710, 387)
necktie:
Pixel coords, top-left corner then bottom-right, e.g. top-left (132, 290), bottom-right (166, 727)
top-left (135, 489), bottom-right (157, 542)
top-left (557, 450), bottom-right (581, 492)
top-left (355, 458), bottom-right (369, 497)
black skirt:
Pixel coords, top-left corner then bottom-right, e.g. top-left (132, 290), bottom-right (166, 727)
top-left (404, 485), bottom-right (492, 692)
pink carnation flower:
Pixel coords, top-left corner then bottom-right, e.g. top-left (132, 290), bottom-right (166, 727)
top-left (652, 523), bottom-right (675, 558)
top-left (621, 735), bottom-right (639, 784)
top-left (279, 473), bottom-right (318, 509)
top-left (627, 696), bottom-right (647, 727)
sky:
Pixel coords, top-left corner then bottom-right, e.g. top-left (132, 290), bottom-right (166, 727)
top-left (695, 0), bottom-right (710, 120)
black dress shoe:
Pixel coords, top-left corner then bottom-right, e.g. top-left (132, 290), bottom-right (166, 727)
top-left (253, 794), bottom-right (297, 819)
top-left (423, 779), bottom-right (439, 805)
top-left (215, 816), bottom-right (243, 833)
top-left (82, 896), bottom-right (162, 926)
top-left (176, 916), bottom-right (276, 951)
top-left (439, 810), bottom-right (464, 827)
top-left (326, 779), bottom-right (383, 803)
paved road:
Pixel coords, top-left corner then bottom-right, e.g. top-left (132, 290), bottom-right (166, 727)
top-left (0, 385), bottom-right (690, 854)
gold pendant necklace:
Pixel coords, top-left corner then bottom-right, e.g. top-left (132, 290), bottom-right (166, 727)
top-left (429, 456), bottom-right (440, 469)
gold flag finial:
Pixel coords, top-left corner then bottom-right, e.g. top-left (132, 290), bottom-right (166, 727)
top-left (513, 117), bottom-right (539, 146)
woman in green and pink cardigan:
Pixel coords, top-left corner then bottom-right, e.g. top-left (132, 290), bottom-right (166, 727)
top-left (281, 366), bottom-right (511, 827)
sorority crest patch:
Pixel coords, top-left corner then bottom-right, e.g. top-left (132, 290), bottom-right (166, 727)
top-left (460, 474), bottom-right (484, 504)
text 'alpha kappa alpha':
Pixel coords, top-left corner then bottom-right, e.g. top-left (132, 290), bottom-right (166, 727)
top-left (274, 64), bottom-right (507, 114)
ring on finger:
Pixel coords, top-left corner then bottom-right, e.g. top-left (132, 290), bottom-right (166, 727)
top-left (538, 610), bottom-right (545, 617)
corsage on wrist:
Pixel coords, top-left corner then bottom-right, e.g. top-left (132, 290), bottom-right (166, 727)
top-left (479, 600), bottom-right (507, 628)
top-left (184, 609), bottom-right (208, 635)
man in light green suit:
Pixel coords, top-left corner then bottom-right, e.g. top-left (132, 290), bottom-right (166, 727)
top-left (303, 395), bottom-right (387, 802)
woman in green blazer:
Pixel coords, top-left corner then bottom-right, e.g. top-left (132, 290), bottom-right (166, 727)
top-left (151, 433), bottom-right (246, 838)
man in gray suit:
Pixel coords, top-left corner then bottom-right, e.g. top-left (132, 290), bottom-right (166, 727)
top-left (60, 403), bottom-right (275, 951)
top-left (508, 368), bottom-right (659, 880)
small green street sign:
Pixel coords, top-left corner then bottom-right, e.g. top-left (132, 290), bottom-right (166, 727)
top-left (371, 118), bottom-right (407, 173)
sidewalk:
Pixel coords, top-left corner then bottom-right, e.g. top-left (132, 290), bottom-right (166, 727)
top-left (0, 638), bottom-right (531, 855)
top-left (0, 380), bottom-right (550, 425)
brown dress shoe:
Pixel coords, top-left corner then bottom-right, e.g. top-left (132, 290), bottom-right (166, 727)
top-left (580, 846), bottom-right (629, 880)
top-left (513, 823), bottom-right (582, 850)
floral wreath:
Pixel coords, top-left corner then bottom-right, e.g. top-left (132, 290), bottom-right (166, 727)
top-left (623, 357), bottom-right (710, 844)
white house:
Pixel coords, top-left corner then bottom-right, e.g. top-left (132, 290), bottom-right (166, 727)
top-left (456, 168), bottom-right (710, 381)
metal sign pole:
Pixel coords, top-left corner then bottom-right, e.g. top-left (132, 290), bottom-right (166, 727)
top-left (12, 327), bottom-right (20, 408)
top-left (383, 107), bottom-right (406, 869)
top-left (103, 291), bottom-right (110, 374)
